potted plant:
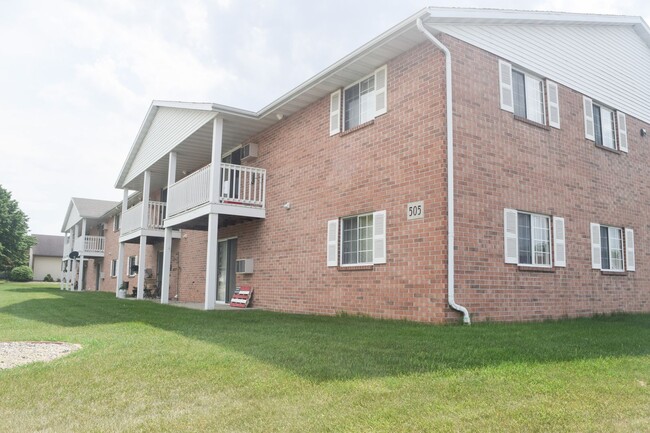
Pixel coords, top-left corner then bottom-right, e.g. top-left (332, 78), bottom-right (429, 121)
top-left (117, 282), bottom-right (128, 299)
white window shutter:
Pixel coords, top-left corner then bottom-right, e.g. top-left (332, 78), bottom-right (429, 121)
top-left (553, 217), bottom-right (566, 267)
top-left (504, 208), bottom-right (518, 264)
top-left (583, 97), bottom-right (595, 141)
top-left (590, 223), bottom-right (601, 269)
top-left (327, 219), bottom-right (339, 267)
top-left (374, 65), bottom-right (387, 117)
top-left (329, 90), bottom-right (341, 136)
top-left (498, 60), bottom-right (514, 113)
top-left (617, 111), bottom-right (628, 153)
top-left (546, 80), bottom-right (561, 129)
top-left (625, 228), bottom-right (635, 271)
top-left (373, 210), bottom-right (387, 264)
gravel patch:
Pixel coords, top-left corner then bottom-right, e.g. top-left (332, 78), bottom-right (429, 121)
top-left (0, 342), bottom-right (81, 370)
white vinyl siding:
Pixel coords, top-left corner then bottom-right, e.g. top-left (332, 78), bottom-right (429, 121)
top-left (433, 24), bottom-right (650, 125)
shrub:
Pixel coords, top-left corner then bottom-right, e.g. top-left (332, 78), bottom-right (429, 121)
top-left (10, 265), bottom-right (33, 282)
top-left (43, 274), bottom-right (54, 282)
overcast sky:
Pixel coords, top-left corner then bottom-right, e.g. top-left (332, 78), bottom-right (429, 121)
top-left (1, 0), bottom-right (648, 235)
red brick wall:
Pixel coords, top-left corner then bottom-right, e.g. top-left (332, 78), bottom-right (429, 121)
top-left (445, 34), bottom-right (650, 322)
top-left (214, 42), bottom-right (450, 322)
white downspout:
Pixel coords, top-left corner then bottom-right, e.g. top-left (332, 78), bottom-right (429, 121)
top-left (416, 17), bottom-right (470, 324)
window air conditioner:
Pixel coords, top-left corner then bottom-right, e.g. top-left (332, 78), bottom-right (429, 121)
top-left (236, 258), bottom-right (254, 274)
top-left (241, 143), bottom-right (258, 161)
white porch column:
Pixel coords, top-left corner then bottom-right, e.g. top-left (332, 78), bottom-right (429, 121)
top-left (136, 171), bottom-right (151, 300)
top-left (204, 118), bottom-right (223, 310)
top-left (204, 213), bottom-right (219, 310)
top-left (78, 219), bottom-right (86, 291)
top-left (137, 236), bottom-right (147, 299)
top-left (161, 152), bottom-right (176, 304)
top-left (141, 170), bottom-right (151, 231)
top-left (116, 242), bottom-right (125, 296)
top-left (71, 258), bottom-right (77, 291)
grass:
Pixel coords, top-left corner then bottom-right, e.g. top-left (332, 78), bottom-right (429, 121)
top-left (0, 283), bottom-right (649, 432)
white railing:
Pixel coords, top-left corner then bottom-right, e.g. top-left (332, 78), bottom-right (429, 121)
top-left (167, 164), bottom-right (212, 217)
top-left (121, 202), bottom-right (143, 235)
top-left (219, 163), bottom-right (267, 207)
top-left (121, 201), bottom-right (167, 235)
top-left (73, 235), bottom-right (105, 255)
top-left (167, 163), bottom-right (267, 218)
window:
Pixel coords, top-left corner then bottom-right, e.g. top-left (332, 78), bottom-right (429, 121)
top-left (342, 214), bottom-right (374, 265)
top-left (591, 224), bottom-right (634, 272)
top-left (327, 211), bottom-right (386, 267)
top-left (113, 214), bottom-right (120, 231)
top-left (583, 97), bottom-right (628, 152)
top-left (512, 70), bottom-right (545, 124)
top-left (329, 65), bottom-right (387, 135)
top-left (499, 60), bottom-right (560, 128)
top-left (504, 209), bottom-right (565, 268)
top-left (127, 256), bottom-right (137, 276)
top-left (110, 259), bottom-right (117, 278)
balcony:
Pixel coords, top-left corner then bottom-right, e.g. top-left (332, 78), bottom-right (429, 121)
top-left (166, 163), bottom-right (266, 223)
top-left (121, 201), bottom-right (166, 235)
top-left (73, 235), bottom-right (105, 257)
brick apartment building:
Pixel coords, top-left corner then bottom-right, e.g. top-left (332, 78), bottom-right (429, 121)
top-left (63, 8), bottom-right (650, 323)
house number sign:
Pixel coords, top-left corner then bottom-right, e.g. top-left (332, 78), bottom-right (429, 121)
top-left (407, 201), bottom-right (424, 220)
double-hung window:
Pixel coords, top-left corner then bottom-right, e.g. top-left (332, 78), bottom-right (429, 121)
top-left (499, 60), bottom-right (560, 128)
top-left (504, 209), bottom-right (566, 268)
top-left (110, 259), bottom-right (117, 278)
top-left (583, 97), bottom-right (628, 152)
top-left (329, 65), bottom-right (387, 135)
top-left (113, 214), bottom-right (120, 231)
top-left (127, 256), bottom-right (137, 277)
top-left (327, 211), bottom-right (387, 267)
top-left (590, 223), bottom-right (634, 272)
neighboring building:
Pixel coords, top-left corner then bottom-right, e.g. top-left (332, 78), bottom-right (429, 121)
top-left (74, 8), bottom-right (650, 323)
top-left (29, 234), bottom-right (64, 281)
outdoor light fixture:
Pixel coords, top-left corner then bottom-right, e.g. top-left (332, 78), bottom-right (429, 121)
top-left (282, 202), bottom-right (291, 210)
top-left (641, 128), bottom-right (647, 137)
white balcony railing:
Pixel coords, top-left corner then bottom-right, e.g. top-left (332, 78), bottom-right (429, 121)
top-left (121, 201), bottom-right (167, 235)
top-left (73, 235), bottom-right (105, 255)
top-left (167, 163), bottom-right (266, 218)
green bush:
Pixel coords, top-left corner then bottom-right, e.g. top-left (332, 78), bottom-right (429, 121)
top-left (43, 274), bottom-right (54, 282)
top-left (10, 265), bottom-right (33, 282)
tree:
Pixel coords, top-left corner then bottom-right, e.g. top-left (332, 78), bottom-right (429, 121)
top-left (0, 185), bottom-right (34, 274)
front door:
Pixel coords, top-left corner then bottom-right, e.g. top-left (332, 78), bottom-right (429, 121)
top-left (216, 238), bottom-right (238, 303)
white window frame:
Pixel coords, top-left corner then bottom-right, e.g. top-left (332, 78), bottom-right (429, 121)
top-left (110, 259), bottom-right (117, 278)
top-left (127, 255), bottom-right (137, 277)
top-left (599, 224), bottom-right (625, 272)
top-left (511, 68), bottom-right (546, 125)
top-left (340, 213), bottom-right (374, 266)
top-left (343, 72), bottom-right (376, 131)
top-left (592, 103), bottom-right (617, 150)
top-left (516, 211), bottom-right (553, 268)
top-left (113, 214), bottom-right (120, 232)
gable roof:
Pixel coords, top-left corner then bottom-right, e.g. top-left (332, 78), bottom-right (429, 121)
top-left (115, 7), bottom-right (650, 190)
top-left (61, 197), bottom-right (120, 232)
top-left (31, 234), bottom-right (64, 257)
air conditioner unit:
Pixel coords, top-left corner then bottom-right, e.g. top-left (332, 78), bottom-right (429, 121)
top-left (236, 258), bottom-right (254, 274)
top-left (241, 143), bottom-right (258, 161)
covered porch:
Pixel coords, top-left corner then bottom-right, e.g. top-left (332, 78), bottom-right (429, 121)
top-left (114, 102), bottom-right (275, 310)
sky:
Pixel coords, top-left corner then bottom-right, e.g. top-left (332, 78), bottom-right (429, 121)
top-left (1, 0), bottom-right (648, 236)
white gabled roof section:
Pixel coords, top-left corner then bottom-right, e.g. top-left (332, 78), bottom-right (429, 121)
top-left (423, 8), bottom-right (650, 123)
top-left (61, 198), bottom-right (120, 232)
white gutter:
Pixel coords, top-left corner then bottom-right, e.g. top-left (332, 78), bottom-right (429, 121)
top-left (416, 17), bottom-right (470, 324)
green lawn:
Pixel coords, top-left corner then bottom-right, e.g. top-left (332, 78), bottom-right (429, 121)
top-left (0, 282), bottom-right (649, 432)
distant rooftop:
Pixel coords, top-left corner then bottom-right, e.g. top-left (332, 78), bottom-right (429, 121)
top-left (31, 234), bottom-right (64, 257)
